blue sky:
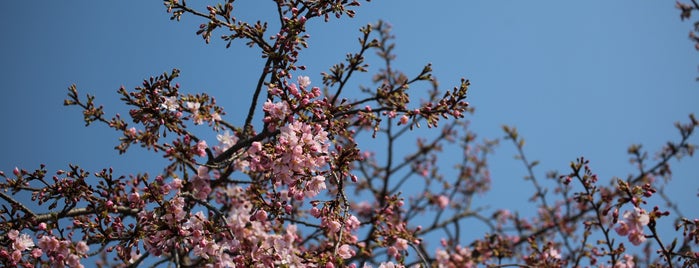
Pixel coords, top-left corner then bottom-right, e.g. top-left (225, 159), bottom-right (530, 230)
top-left (1, 0), bottom-right (697, 263)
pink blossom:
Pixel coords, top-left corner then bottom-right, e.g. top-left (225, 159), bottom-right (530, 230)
top-left (30, 248), bottom-right (42, 258)
top-left (310, 207), bottom-right (321, 218)
top-left (255, 210), bottom-right (268, 221)
top-left (126, 127), bottom-right (137, 137)
top-left (170, 178), bottom-right (183, 190)
top-left (297, 75), bottom-right (311, 88)
top-left (38, 236), bottom-right (60, 252)
top-left (128, 192), bottom-right (140, 204)
top-left (10, 249), bottom-right (21, 263)
top-left (436, 195), bottom-right (449, 209)
top-left (394, 238), bottom-right (408, 251)
top-left (75, 241), bottom-right (89, 255)
top-left (211, 112), bottom-right (221, 121)
top-left (387, 246), bottom-right (398, 258)
top-left (628, 230), bottom-right (646, 246)
top-left (263, 100), bottom-right (291, 123)
top-left (614, 254), bottom-right (636, 268)
top-left (267, 85), bottom-right (283, 95)
top-left (191, 166), bottom-right (212, 200)
top-left (435, 249), bottom-right (450, 264)
top-left (164, 197), bottom-right (187, 222)
top-left (161, 96), bottom-right (179, 111)
top-left (185, 101), bottom-right (200, 112)
top-left (13, 233), bottom-right (34, 251)
top-left (345, 215), bottom-right (360, 230)
top-left (378, 262), bottom-right (403, 268)
top-left (311, 86), bottom-right (321, 97)
top-left (195, 140), bottom-right (208, 157)
top-left (337, 244), bottom-right (354, 259)
top-left (7, 230), bottom-right (18, 240)
top-left (288, 83), bottom-right (300, 97)
top-left (305, 175), bottom-right (327, 197)
top-left (616, 207), bottom-right (649, 245)
top-left (399, 115), bottom-right (409, 125)
top-left (217, 130), bottom-right (237, 149)
top-left (327, 220), bottom-right (342, 233)
top-left (66, 253), bottom-right (83, 268)
top-left (615, 221), bottom-right (629, 236)
top-left (543, 247), bottom-right (561, 259)
top-left (623, 207), bottom-right (649, 228)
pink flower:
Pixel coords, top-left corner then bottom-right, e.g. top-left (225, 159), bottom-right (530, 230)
top-left (195, 140), bottom-right (208, 157)
top-left (30, 248), bottom-right (42, 258)
top-left (75, 241), bottom-right (89, 255)
top-left (614, 254), bottom-right (636, 268)
top-left (216, 130), bottom-right (237, 149)
top-left (288, 83), bottom-right (300, 97)
top-left (387, 246), bottom-right (398, 258)
top-left (305, 175), bottom-right (327, 197)
top-left (399, 115), bottom-right (409, 125)
top-left (297, 75), bottom-right (311, 88)
top-left (345, 215), bottom-right (361, 230)
top-left (337, 244), bottom-right (354, 259)
top-left (160, 96), bottom-right (179, 112)
top-left (7, 230), bottom-right (19, 240)
top-left (185, 101), bottom-right (200, 112)
top-left (310, 207), bottom-right (321, 218)
top-left (378, 262), bottom-right (402, 268)
top-left (263, 100), bottom-right (291, 122)
top-left (164, 197), bottom-right (187, 222)
top-left (197, 165), bottom-right (210, 179)
top-left (327, 220), bottom-right (342, 233)
top-left (616, 207), bottom-right (649, 245)
top-left (38, 236), bottom-right (60, 252)
top-left (267, 85), bottom-right (283, 95)
top-left (126, 127), bottom-right (137, 138)
top-left (255, 210), bottom-right (268, 221)
top-left (543, 248), bottom-right (561, 259)
top-left (436, 195), bottom-right (449, 209)
top-left (394, 238), bottom-right (408, 251)
top-left (623, 207), bottom-right (649, 228)
top-left (191, 166), bottom-right (212, 200)
top-left (211, 112), bottom-right (221, 121)
top-left (435, 249), bottom-right (450, 264)
top-left (66, 253), bottom-right (83, 268)
top-left (615, 221), bottom-right (630, 236)
top-left (128, 192), bottom-right (140, 204)
top-left (10, 249), bottom-right (21, 263)
top-left (13, 233), bottom-right (35, 251)
top-left (628, 230), bottom-right (646, 246)
top-left (170, 178), bottom-right (183, 190)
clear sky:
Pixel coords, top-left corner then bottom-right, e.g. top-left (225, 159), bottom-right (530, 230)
top-left (1, 0), bottom-right (697, 264)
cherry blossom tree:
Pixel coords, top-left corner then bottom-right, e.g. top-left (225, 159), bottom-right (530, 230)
top-left (1, 1), bottom-right (698, 267)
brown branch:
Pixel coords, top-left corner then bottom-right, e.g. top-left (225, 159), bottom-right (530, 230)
top-left (513, 118), bottom-right (696, 248)
top-left (0, 191), bottom-right (37, 218)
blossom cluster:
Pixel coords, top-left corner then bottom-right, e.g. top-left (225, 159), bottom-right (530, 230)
top-left (2, 230), bottom-right (89, 268)
top-left (615, 207), bottom-right (650, 246)
top-left (1, 1), bottom-right (697, 267)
